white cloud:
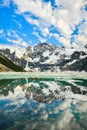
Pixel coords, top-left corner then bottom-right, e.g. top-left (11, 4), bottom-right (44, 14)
top-left (13, 0), bottom-right (72, 36)
top-left (13, 0), bottom-right (53, 25)
top-left (0, 0), bottom-right (10, 7)
top-left (57, 18), bottom-right (72, 36)
top-left (25, 15), bottom-right (50, 37)
top-left (0, 29), bottom-right (4, 34)
top-left (55, 0), bottom-right (85, 32)
top-left (78, 22), bottom-right (87, 36)
top-left (72, 42), bottom-right (79, 48)
top-left (33, 31), bottom-right (46, 43)
top-left (0, 29), bottom-right (5, 39)
top-left (41, 27), bottom-right (49, 37)
top-left (59, 37), bottom-right (71, 47)
top-left (6, 30), bottom-right (28, 47)
top-left (74, 35), bottom-right (87, 47)
top-left (73, 22), bottom-right (87, 48)
top-left (12, 0), bottom-right (87, 48)
top-left (25, 16), bottom-right (40, 27)
top-left (13, 19), bottom-right (22, 29)
top-left (7, 37), bottom-right (28, 47)
top-left (51, 33), bottom-right (71, 47)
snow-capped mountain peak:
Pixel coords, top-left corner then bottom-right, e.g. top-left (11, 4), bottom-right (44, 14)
top-left (0, 43), bottom-right (87, 72)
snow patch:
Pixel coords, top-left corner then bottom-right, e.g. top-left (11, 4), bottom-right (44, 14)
top-left (0, 44), bottom-right (26, 58)
top-left (43, 50), bottom-right (49, 57)
top-left (42, 53), bottom-right (58, 64)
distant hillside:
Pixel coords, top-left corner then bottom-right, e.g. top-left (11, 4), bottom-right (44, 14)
top-left (0, 53), bottom-right (23, 72)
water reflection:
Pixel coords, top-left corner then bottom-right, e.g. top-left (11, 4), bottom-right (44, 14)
top-left (0, 78), bottom-right (87, 130)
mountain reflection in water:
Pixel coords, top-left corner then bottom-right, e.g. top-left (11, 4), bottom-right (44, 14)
top-left (0, 78), bottom-right (87, 130)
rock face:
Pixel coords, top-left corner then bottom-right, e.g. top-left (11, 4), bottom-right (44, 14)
top-left (0, 53), bottom-right (23, 72)
top-left (0, 42), bottom-right (87, 72)
top-left (62, 57), bottom-right (87, 72)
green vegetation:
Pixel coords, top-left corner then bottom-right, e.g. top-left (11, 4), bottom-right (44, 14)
top-left (0, 53), bottom-right (23, 72)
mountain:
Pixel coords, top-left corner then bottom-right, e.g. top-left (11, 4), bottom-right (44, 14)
top-left (0, 43), bottom-right (87, 72)
top-left (0, 53), bottom-right (24, 72)
top-left (61, 51), bottom-right (87, 71)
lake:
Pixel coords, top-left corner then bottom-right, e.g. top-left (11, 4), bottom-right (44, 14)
top-left (0, 72), bottom-right (87, 130)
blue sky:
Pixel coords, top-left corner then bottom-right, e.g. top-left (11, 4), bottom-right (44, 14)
top-left (0, 0), bottom-right (87, 48)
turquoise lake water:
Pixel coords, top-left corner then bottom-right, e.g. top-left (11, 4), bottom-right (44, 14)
top-left (0, 73), bottom-right (87, 130)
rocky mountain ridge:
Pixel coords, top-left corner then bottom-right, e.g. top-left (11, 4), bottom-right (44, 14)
top-left (0, 43), bottom-right (87, 72)
top-left (0, 53), bottom-right (23, 72)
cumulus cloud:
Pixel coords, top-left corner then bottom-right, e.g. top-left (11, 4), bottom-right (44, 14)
top-left (13, 0), bottom-right (71, 36)
top-left (13, 0), bottom-right (53, 24)
top-left (12, 0), bottom-right (87, 47)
